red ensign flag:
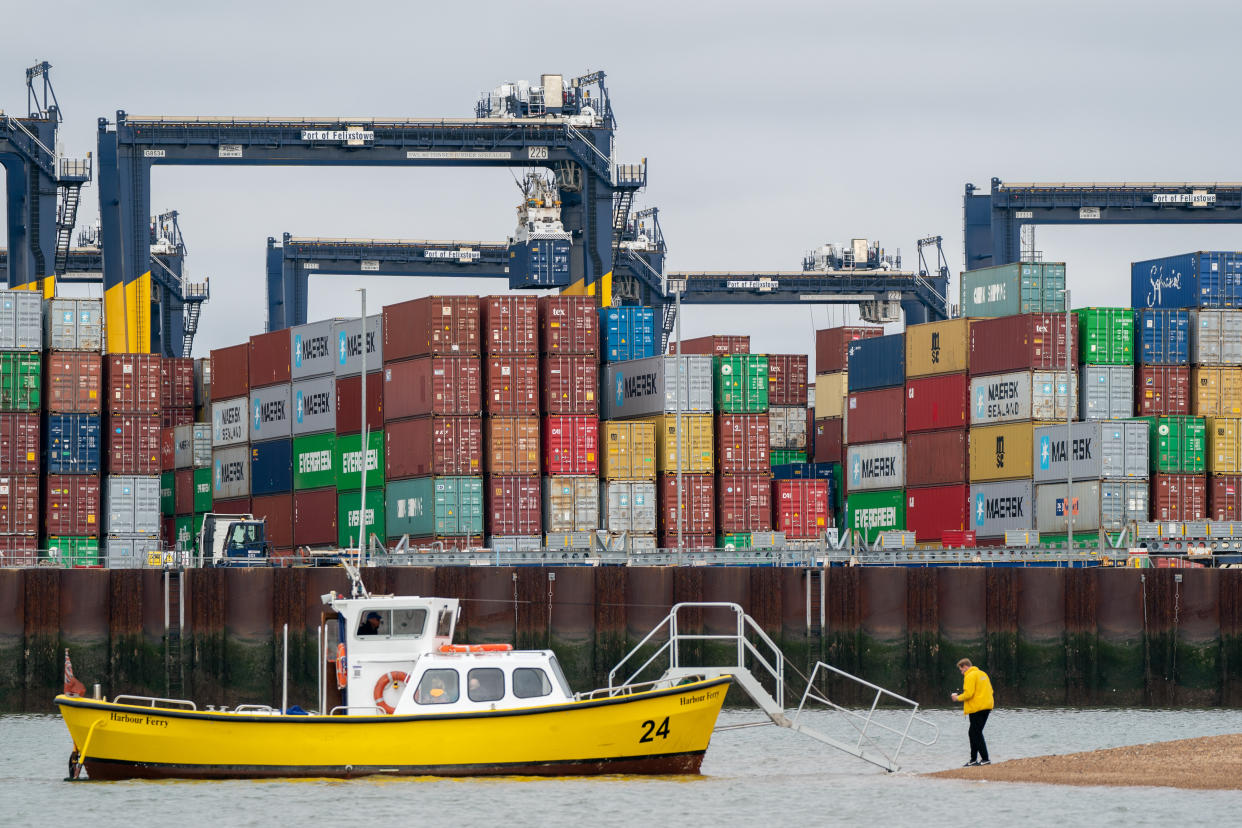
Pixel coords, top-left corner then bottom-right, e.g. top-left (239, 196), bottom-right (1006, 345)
top-left (63, 649), bottom-right (86, 697)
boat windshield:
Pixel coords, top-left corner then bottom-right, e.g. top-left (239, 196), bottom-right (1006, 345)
top-left (354, 607), bottom-right (428, 640)
top-left (547, 655), bottom-right (573, 697)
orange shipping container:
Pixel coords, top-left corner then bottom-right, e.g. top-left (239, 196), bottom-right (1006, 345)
top-left (486, 416), bottom-right (541, 476)
top-left (601, 420), bottom-right (657, 480)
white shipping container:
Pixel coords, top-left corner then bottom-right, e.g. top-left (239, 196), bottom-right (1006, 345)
top-left (1079, 365), bottom-right (1134, 421)
top-left (0, 291), bottom-right (42, 350)
top-left (487, 535), bottom-right (542, 553)
top-left (542, 477), bottom-right (599, 531)
top-left (105, 476), bottom-right (162, 535)
top-left (1191, 310), bottom-right (1242, 366)
top-left (769, 406), bottom-right (809, 450)
top-left (971, 370), bottom-right (1077, 425)
top-left (211, 397), bottom-right (249, 446)
top-left (970, 480), bottom-right (1035, 538)
top-left (249, 383), bottom-right (293, 442)
top-left (601, 355), bottom-right (714, 419)
top-left (46, 298), bottom-right (103, 351)
top-left (291, 375), bottom-right (336, 435)
top-left (172, 423), bottom-right (212, 469)
top-left (332, 314), bottom-right (383, 377)
top-left (1032, 420), bottom-right (1149, 482)
top-left (601, 480), bottom-right (658, 533)
top-left (846, 441), bottom-right (905, 491)
top-left (290, 319), bottom-right (339, 379)
top-left (105, 536), bottom-right (164, 567)
top-left (211, 445), bottom-right (251, 500)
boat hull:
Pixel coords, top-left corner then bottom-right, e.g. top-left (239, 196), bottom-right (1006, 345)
top-left (57, 676), bottom-right (731, 780)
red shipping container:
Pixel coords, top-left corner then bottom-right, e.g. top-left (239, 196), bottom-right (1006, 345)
top-left (482, 295), bottom-right (539, 355)
top-left (252, 492), bottom-right (294, 552)
top-left (716, 414), bottom-right (770, 473)
top-left (107, 354), bottom-right (163, 415)
top-left (906, 485), bottom-right (970, 542)
top-left (383, 296), bottom-right (481, 362)
top-left (1151, 473), bottom-right (1207, 521)
top-left (486, 416), bottom-right (541, 476)
top-left (670, 335), bottom-right (750, 356)
top-left (815, 326), bottom-right (882, 374)
top-left (0, 413), bottom-right (40, 475)
top-left (161, 427), bottom-right (176, 471)
top-left (385, 416), bottom-right (483, 479)
top-left (485, 356), bottom-right (540, 415)
top-left (657, 473), bottom-right (715, 535)
top-left (845, 387), bottom-right (904, 444)
top-left (0, 475), bottom-right (39, 535)
top-left (969, 313), bottom-right (1077, 376)
top-left (1137, 366), bottom-right (1190, 416)
top-left (293, 489), bottom-right (336, 548)
top-left (46, 352), bottom-right (102, 414)
top-left (659, 533), bottom-right (715, 550)
top-left (213, 496), bottom-right (250, 513)
top-left (542, 355), bottom-right (599, 415)
top-left (0, 534), bottom-right (37, 564)
top-left (174, 468), bottom-right (194, 515)
top-left (161, 357), bottom-right (196, 409)
top-left (905, 373), bottom-right (970, 433)
top-left (44, 475), bottom-right (100, 537)
top-left (108, 414), bottom-right (161, 474)
top-left (1210, 475), bottom-right (1242, 521)
top-left (162, 515), bottom-right (175, 547)
top-left (717, 473), bottom-right (772, 532)
top-left (772, 479), bottom-right (831, 539)
top-left (162, 407), bottom-right (194, 429)
top-left (209, 343), bottom-right (249, 401)
top-left (336, 372), bottom-right (384, 434)
top-left (383, 357), bottom-right (482, 420)
top-left (806, 407), bottom-right (816, 458)
top-left (813, 418), bottom-right (843, 464)
top-left (906, 429), bottom-right (968, 487)
top-left (248, 330), bottom-right (292, 388)
top-left (539, 296), bottom-right (598, 355)
top-left (407, 535), bottom-right (483, 551)
top-left (767, 354), bottom-right (809, 406)
top-left (487, 475), bottom-right (541, 535)
top-left (942, 529), bottom-right (977, 549)
top-left (543, 415), bottom-right (599, 475)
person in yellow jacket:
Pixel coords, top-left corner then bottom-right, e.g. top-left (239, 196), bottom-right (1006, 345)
top-left (950, 658), bottom-right (994, 766)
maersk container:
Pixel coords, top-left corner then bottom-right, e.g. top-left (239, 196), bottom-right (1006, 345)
top-left (291, 375), bottom-right (336, 435)
top-left (1137, 310), bottom-right (1190, 365)
top-left (1140, 415), bottom-right (1206, 474)
top-left (543, 476), bottom-right (600, 532)
top-left (46, 298), bottom-right (103, 351)
top-left (969, 479), bottom-right (1034, 538)
top-left (172, 423), bottom-right (212, 469)
top-left (1190, 310), bottom-right (1242, 365)
top-left (970, 371), bottom-right (1076, 425)
top-left (846, 489), bottom-right (905, 544)
top-left (290, 319), bottom-right (339, 380)
top-left (600, 307), bottom-right (655, 362)
top-left (339, 488), bottom-right (385, 548)
top-left (385, 476), bottom-right (484, 537)
top-left (601, 480), bottom-right (658, 533)
top-left (0, 290), bottom-right (43, 350)
top-left (1079, 366), bottom-right (1134, 421)
top-left (959, 262), bottom-right (1066, 318)
top-left (602, 354), bottom-right (713, 420)
top-left (1032, 420), bottom-right (1149, 482)
top-left (847, 334), bottom-right (904, 392)
top-left (104, 476), bottom-right (161, 536)
top-left (845, 441), bottom-right (904, 492)
top-left (211, 396), bottom-right (248, 447)
top-left (1076, 308), bottom-right (1134, 366)
top-left (46, 414), bottom-right (101, 474)
top-left (1131, 251), bottom-right (1242, 309)
top-left (250, 384), bottom-right (292, 442)
top-left (335, 430), bottom-right (384, 492)
top-left (332, 314), bottom-right (383, 377)
top-left (212, 445), bottom-right (251, 501)
top-left (250, 438), bottom-right (293, 496)
top-left (715, 355), bottom-right (769, 413)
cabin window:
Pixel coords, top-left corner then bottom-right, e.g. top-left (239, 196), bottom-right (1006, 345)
top-left (355, 608), bottom-right (428, 640)
top-left (415, 669), bottom-right (459, 705)
top-left (512, 667), bottom-right (552, 699)
top-left (436, 608), bottom-right (454, 638)
top-left (468, 668), bottom-right (505, 702)
top-left (547, 655), bottom-right (573, 697)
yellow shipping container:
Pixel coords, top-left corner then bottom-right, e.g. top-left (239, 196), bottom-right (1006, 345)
top-left (1207, 417), bottom-right (1242, 474)
top-left (601, 420), bottom-right (657, 480)
top-left (1191, 367), bottom-right (1242, 417)
top-left (814, 372), bottom-right (848, 418)
top-left (645, 414), bottom-right (714, 473)
top-left (905, 318), bottom-right (971, 378)
top-left (968, 422), bottom-right (1034, 482)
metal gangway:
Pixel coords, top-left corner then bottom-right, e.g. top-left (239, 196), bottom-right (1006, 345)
top-left (609, 602), bottom-right (938, 772)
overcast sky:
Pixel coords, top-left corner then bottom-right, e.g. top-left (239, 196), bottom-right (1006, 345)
top-left (3, 0), bottom-right (1241, 369)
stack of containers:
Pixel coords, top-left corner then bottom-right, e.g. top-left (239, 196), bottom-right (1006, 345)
top-left (767, 354), bottom-right (826, 544)
top-left (334, 313), bottom-right (386, 549)
top-left (0, 293), bottom-right (42, 563)
top-left (966, 312), bottom-right (1077, 544)
top-left (813, 326), bottom-right (881, 527)
top-left (193, 357), bottom-right (211, 423)
top-left (164, 422), bottom-right (212, 552)
top-left (1076, 308), bottom-right (1135, 421)
top-left (539, 296), bottom-right (599, 550)
top-left (248, 330), bottom-right (294, 556)
top-left (844, 334), bottom-right (906, 543)
top-left (44, 297), bottom-right (103, 565)
top-left (383, 297), bottom-right (484, 550)
top-left (160, 357), bottom-right (196, 428)
top-left (210, 342), bottom-right (252, 521)
top-left (1188, 310), bottom-right (1240, 522)
top-left (288, 319), bottom-right (339, 550)
top-left (903, 319), bottom-right (972, 543)
top-left (104, 350), bottom-right (162, 566)
top-left (716, 352), bottom-right (771, 547)
top-left (1135, 310), bottom-right (1193, 521)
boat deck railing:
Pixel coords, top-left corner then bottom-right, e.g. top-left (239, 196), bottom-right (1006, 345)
top-left (112, 694), bottom-right (197, 711)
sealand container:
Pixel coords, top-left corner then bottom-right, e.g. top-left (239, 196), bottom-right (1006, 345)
top-left (647, 413), bottom-right (714, 473)
top-left (385, 297), bottom-right (480, 362)
top-left (0, 352), bottom-right (40, 412)
top-left (905, 373), bottom-right (969, 433)
top-left (338, 488), bottom-right (385, 548)
top-left (543, 476), bottom-right (600, 531)
top-left (601, 480), bottom-right (658, 533)
top-left (813, 372), bottom-right (847, 419)
top-left (335, 430), bottom-right (384, 492)
top-left (543, 415), bottom-right (598, 475)
top-left (969, 423), bottom-right (1034, 482)
top-left (335, 372), bottom-right (384, 434)
top-left (905, 484), bottom-right (969, 542)
top-left (766, 354), bottom-right (809, 406)
top-left (906, 429), bottom-right (968, 487)
top-left (1033, 420), bottom-right (1149, 482)
top-left (1139, 366), bottom-right (1190, 416)
top-left (250, 492), bottom-right (293, 551)
top-left (539, 296), bottom-right (598, 355)
top-left (845, 387), bottom-right (904, 444)
top-left (600, 306), bottom-right (656, 363)
top-left (601, 420), bottom-right (656, 480)
top-left (0, 290), bottom-right (43, 350)
top-left (250, 438), bottom-right (293, 496)
top-left (0, 412), bottom-right (39, 475)
top-left (717, 473), bottom-right (773, 533)
top-left (105, 476), bottom-right (161, 535)
top-left (1080, 365), bottom-right (1134, 421)
top-left (847, 335), bottom-right (904, 392)
top-left (542, 355), bottom-right (599, 415)
top-left (46, 352), bottom-right (102, 414)
top-left (1076, 308), bottom-right (1134, 366)
top-left (1131, 251), bottom-right (1242, 309)
top-left (293, 488), bottom-right (337, 547)
top-left (108, 414), bottom-right (161, 475)
top-left (194, 467), bottom-right (212, 513)
top-left (1142, 415), bottom-right (1206, 474)
top-left (387, 415), bottom-right (483, 478)
top-left (289, 319), bottom-right (339, 380)
top-left (1137, 310), bottom-right (1190, 365)
top-left (46, 297), bottom-right (103, 351)
top-left (1190, 310), bottom-right (1242, 365)
top-left (671, 334), bottom-right (750, 356)
top-left (249, 329), bottom-right (292, 387)
top-left (657, 473), bottom-right (714, 535)
top-left (602, 354), bottom-right (714, 420)
top-left (249, 383), bottom-right (292, 442)
top-left (160, 357), bottom-right (195, 409)
top-left (482, 295), bottom-right (539, 355)
top-left (384, 357), bottom-right (482, 419)
top-left (813, 417), bottom-right (843, 464)
top-left (1150, 473), bottom-right (1206, 521)
top-left (485, 356), bottom-right (539, 415)
top-left (969, 479), bottom-right (1034, 538)
top-left (969, 313), bottom-right (1076, 376)
top-left (46, 414), bottom-right (101, 474)
top-left (483, 416), bottom-right (539, 476)
top-left (1206, 417), bottom-right (1242, 474)
top-left (45, 475), bottom-right (100, 537)
top-left (292, 432), bottom-right (336, 490)
top-left (209, 344), bottom-right (249, 401)
top-left (715, 355), bottom-right (769, 413)
top-left (384, 476), bottom-right (484, 537)
top-left (716, 414), bottom-right (770, 473)
top-left (485, 476), bottom-right (541, 536)
top-left (1190, 367), bottom-right (1242, 417)
top-left (846, 440), bottom-right (905, 491)
top-left (1209, 475), bottom-right (1242, 521)
top-left (172, 423), bottom-right (212, 469)
top-left (107, 354), bottom-right (163, 415)
top-left (291, 375), bottom-right (336, 435)
top-left (970, 370), bottom-right (1076, 425)
top-left (211, 396), bottom-right (248, 447)
top-left (959, 262), bottom-right (1066, 318)
top-left (905, 318), bottom-right (971, 377)
top-left (331, 315), bottom-right (383, 377)
top-left (772, 479), bottom-right (830, 538)
top-left (211, 445), bottom-right (251, 501)
top-left (815, 327), bottom-right (881, 374)
top-left (846, 489), bottom-right (905, 544)
top-left (768, 406), bottom-right (809, 451)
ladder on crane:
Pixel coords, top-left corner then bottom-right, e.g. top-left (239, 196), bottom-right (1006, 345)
top-left (608, 602), bottom-right (938, 773)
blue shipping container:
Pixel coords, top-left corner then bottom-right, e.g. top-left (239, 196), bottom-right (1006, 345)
top-left (771, 462), bottom-right (836, 481)
top-left (508, 238), bottom-right (571, 288)
top-left (1137, 309), bottom-right (1190, 365)
top-left (847, 334), bottom-right (905, 392)
top-left (250, 438), bottom-right (294, 496)
top-left (600, 306), bottom-right (656, 362)
top-left (46, 414), bottom-right (101, 474)
top-left (1131, 251), bottom-right (1242, 309)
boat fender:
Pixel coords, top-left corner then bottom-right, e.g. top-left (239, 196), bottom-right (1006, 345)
top-left (373, 671), bottom-right (410, 714)
top-left (438, 644), bottom-right (514, 653)
top-left (336, 643), bottom-right (348, 689)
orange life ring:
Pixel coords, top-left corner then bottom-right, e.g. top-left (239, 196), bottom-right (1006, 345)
top-left (335, 643), bottom-right (348, 689)
top-left (438, 643), bottom-right (514, 653)
top-left (373, 671), bottom-right (410, 714)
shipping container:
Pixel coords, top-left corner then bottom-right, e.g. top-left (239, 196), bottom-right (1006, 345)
top-left (292, 432), bottom-right (336, 491)
top-left (715, 355), bottom-right (769, 413)
top-left (969, 423), bottom-right (1035, 482)
top-left (293, 488), bottom-right (337, 547)
top-left (0, 535), bottom-right (37, 563)
top-left (602, 355), bottom-right (714, 420)
top-left (601, 420), bottom-right (656, 480)
top-left (480, 416), bottom-right (538, 477)
top-left (484, 476), bottom-right (541, 536)
top-left (647, 413), bottom-right (714, 473)
top-left (384, 296), bottom-right (481, 361)
top-left (289, 319), bottom-right (339, 380)
top-left (813, 418), bottom-right (843, 464)
top-left (847, 489), bottom-right (905, 544)
top-left (482, 295), bottom-right (539, 355)
top-left (674, 335), bottom-right (750, 357)
top-left (173, 468), bottom-right (193, 515)
top-left (542, 355), bottom-right (599, 415)
top-left (600, 307), bottom-right (655, 362)
top-left (338, 488), bottom-right (385, 548)
top-left (1190, 310), bottom-right (1242, 366)
top-left (905, 373), bottom-right (969, 433)
top-left (1032, 420), bottom-right (1149, 482)
top-left (211, 497), bottom-right (251, 518)
top-left (160, 357), bottom-right (195, 409)
top-left (906, 484), bottom-right (970, 542)
top-left (46, 297), bottom-right (102, 351)
top-left (161, 472), bottom-right (174, 514)
top-left (768, 406), bottom-right (809, 451)
top-left (485, 356), bottom-right (539, 416)
top-left (46, 414), bottom-right (101, 474)
top-left (251, 492), bottom-right (294, 551)
top-left (844, 387), bottom-right (904, 444)
top-left (45, 475), bottom-right (100, 537)
top-left (813, 373), bottom-right (847, 419)
top-left (657, 473), bottom-right (714, 535)
top-left (332, 315), bottom-right (383, 377)
top-left (905, 318), bottom-right (971, 377)
top-left (717, 414), bottom-right (770, 473)
top-left (717, 473), bottom-right (773, 533)
top-left (248, 329), bottom-right (291, 388)
top-left (1210, 475), bottom-right (1242, 521)
top-left (772, 479), bottom-right (830, 539)
top-left (1143, 415), bottom-right (1206, 474)
top-left (1034, 480), bottom-right (1148, 533)
top-left (291, 375), bottom-right (336, 435)
top-left (172, 423), bottom-right (212, 469)
top-left (969, 479), bottom-right (1034, 538)
top-left (0, 291), bottom-right (43, 350)
top-left (384, 356), bottom-right (482, 420)
top-left (384, 476), bottom-right (484, 537)
top-left (660, 533), bottom-right (714, 550)
top-left (959, 262), bottom-right (1066, 318)
top-left (1207, 418), bottom-right (1242, 474)
top-left (1080, 365), bottom-right (1134, 421)
top-left (246, 383), bottom-right (291, 442)
top-left (539, 296), bottom-right (597, 355)
top-left (601, 480), bottom-right (658, 533)
top-left (1076, 308), bottom-right (1134, 366)
top-left (770, 450), bottom-right (807, 466)
top-left (210, 344), bottom-right (249, 401)
top-left (815, 327), bottom-right (881, 374)
top-left (1151, 473), bottom-right (1207, 521)
top-left (162, 408), bottom-right (193, 429)
top-left (1139, 366), bottom-right (1191, 416)
top-left (544, 531), bottom-right (593, 550)
top-left (488, 535), bottom-right (542, 554)
top-left (906, 429), bottom-right (968, 487)
top-left (104, 536), bottom-right (163, 568)
top-left (846, 441), bottom-right (905, 492)
top-left (211, 445), bottom-right (251, 501)
top-left (543, 476), bottom-right (600, 531)
top-left (969, 313), bottom-right (1077, 376)
top-left (335, 372), bottom-right (384, 434)
top-left (1137, 310), bottom-right (1190, 365)
top-left (766, 354), bottom-right (809, 406)
top-left (0, 352), bottom-right (40, 412)
top-left (847, 335), bottom-right (905, 392)
top-left (49, 537), bottom-right (100, 567)
top-left (770, 462), bottom-right (837, 481)
top-left (1190, 367), bottom-right (1242, 417)
top-left (543, 415), bottom-right (598, 475)
top-left (970, 370), bottom-right (1077, 425)
top-left (1131, 251), bottom-right (1242, 309)
top-left (105, 476), bottom-right (161, 536)
top-left (335, 430), bottom-right (384, 491)
top-left (45, 352), bottom-right (101, 414)
top-left (251, 439), bottom-right (293, 496)
top-left (193, 467), bottom-right (212, 513)
top-left (0, 474), bottom-right (38, 535)
top-left (405, 535), bottom-right (485, 551)
top-left (0, 413), bottom-right (38, 475)
top-left (107, 415), bottom-right (161, 475)
top-left (211, 396), bottom-right (248, 447)
top-left (387, 415), bottom-right (483, 479)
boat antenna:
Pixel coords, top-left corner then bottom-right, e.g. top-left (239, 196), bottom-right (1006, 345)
top-left (341, 560), bottom-right (370, 599)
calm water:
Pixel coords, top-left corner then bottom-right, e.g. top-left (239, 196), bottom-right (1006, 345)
top-left (3, 707), bottom-right (1240, 826)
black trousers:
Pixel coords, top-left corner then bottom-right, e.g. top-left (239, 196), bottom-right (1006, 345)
top-left (968, 709), bottom-right (990, 762)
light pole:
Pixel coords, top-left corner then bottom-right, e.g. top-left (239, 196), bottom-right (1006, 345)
top-left (357, 288), bottom-right (368, 567)
top-left (669, 278), bottom-right (687, 551)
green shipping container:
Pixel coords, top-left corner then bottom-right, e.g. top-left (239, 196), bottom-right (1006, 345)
top-left (770, 450), bottom-right (807, 466)
top-left (1140, 415), bottom-right (1206, 473)
top-left (846, 489), bottom-right (905, 544)
top-left (1076, 307), bottom-right (1134, 365)
top-left (160, 472), bottom-right (175, 515)
top-left (959, 262), bottom-right (1066, 318)
top-left (47, 536), bottom-right (99, 567)
top-left (385, 476), bottom-right (484, 537)
top-left (293, 432), bottom-right (336, 490)
top-left (1038, 532), bottom-right (1121, 550)
top-left (830, 462), bottom-right (845, 527)
top-left (338, 488), bottom-right (385, 548)
top-left (174, 515), bottom-right (193, 550)
top-left (0, 352), bottom-right (40, 411)
top-left (336, 431), bottom-right (385, 492)
top-left (717, 532), bottom-right (750, 549)
top-left (714, 355), bottom-right (769, 413)
top-left (193, 467), bottom-right (213, 513)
